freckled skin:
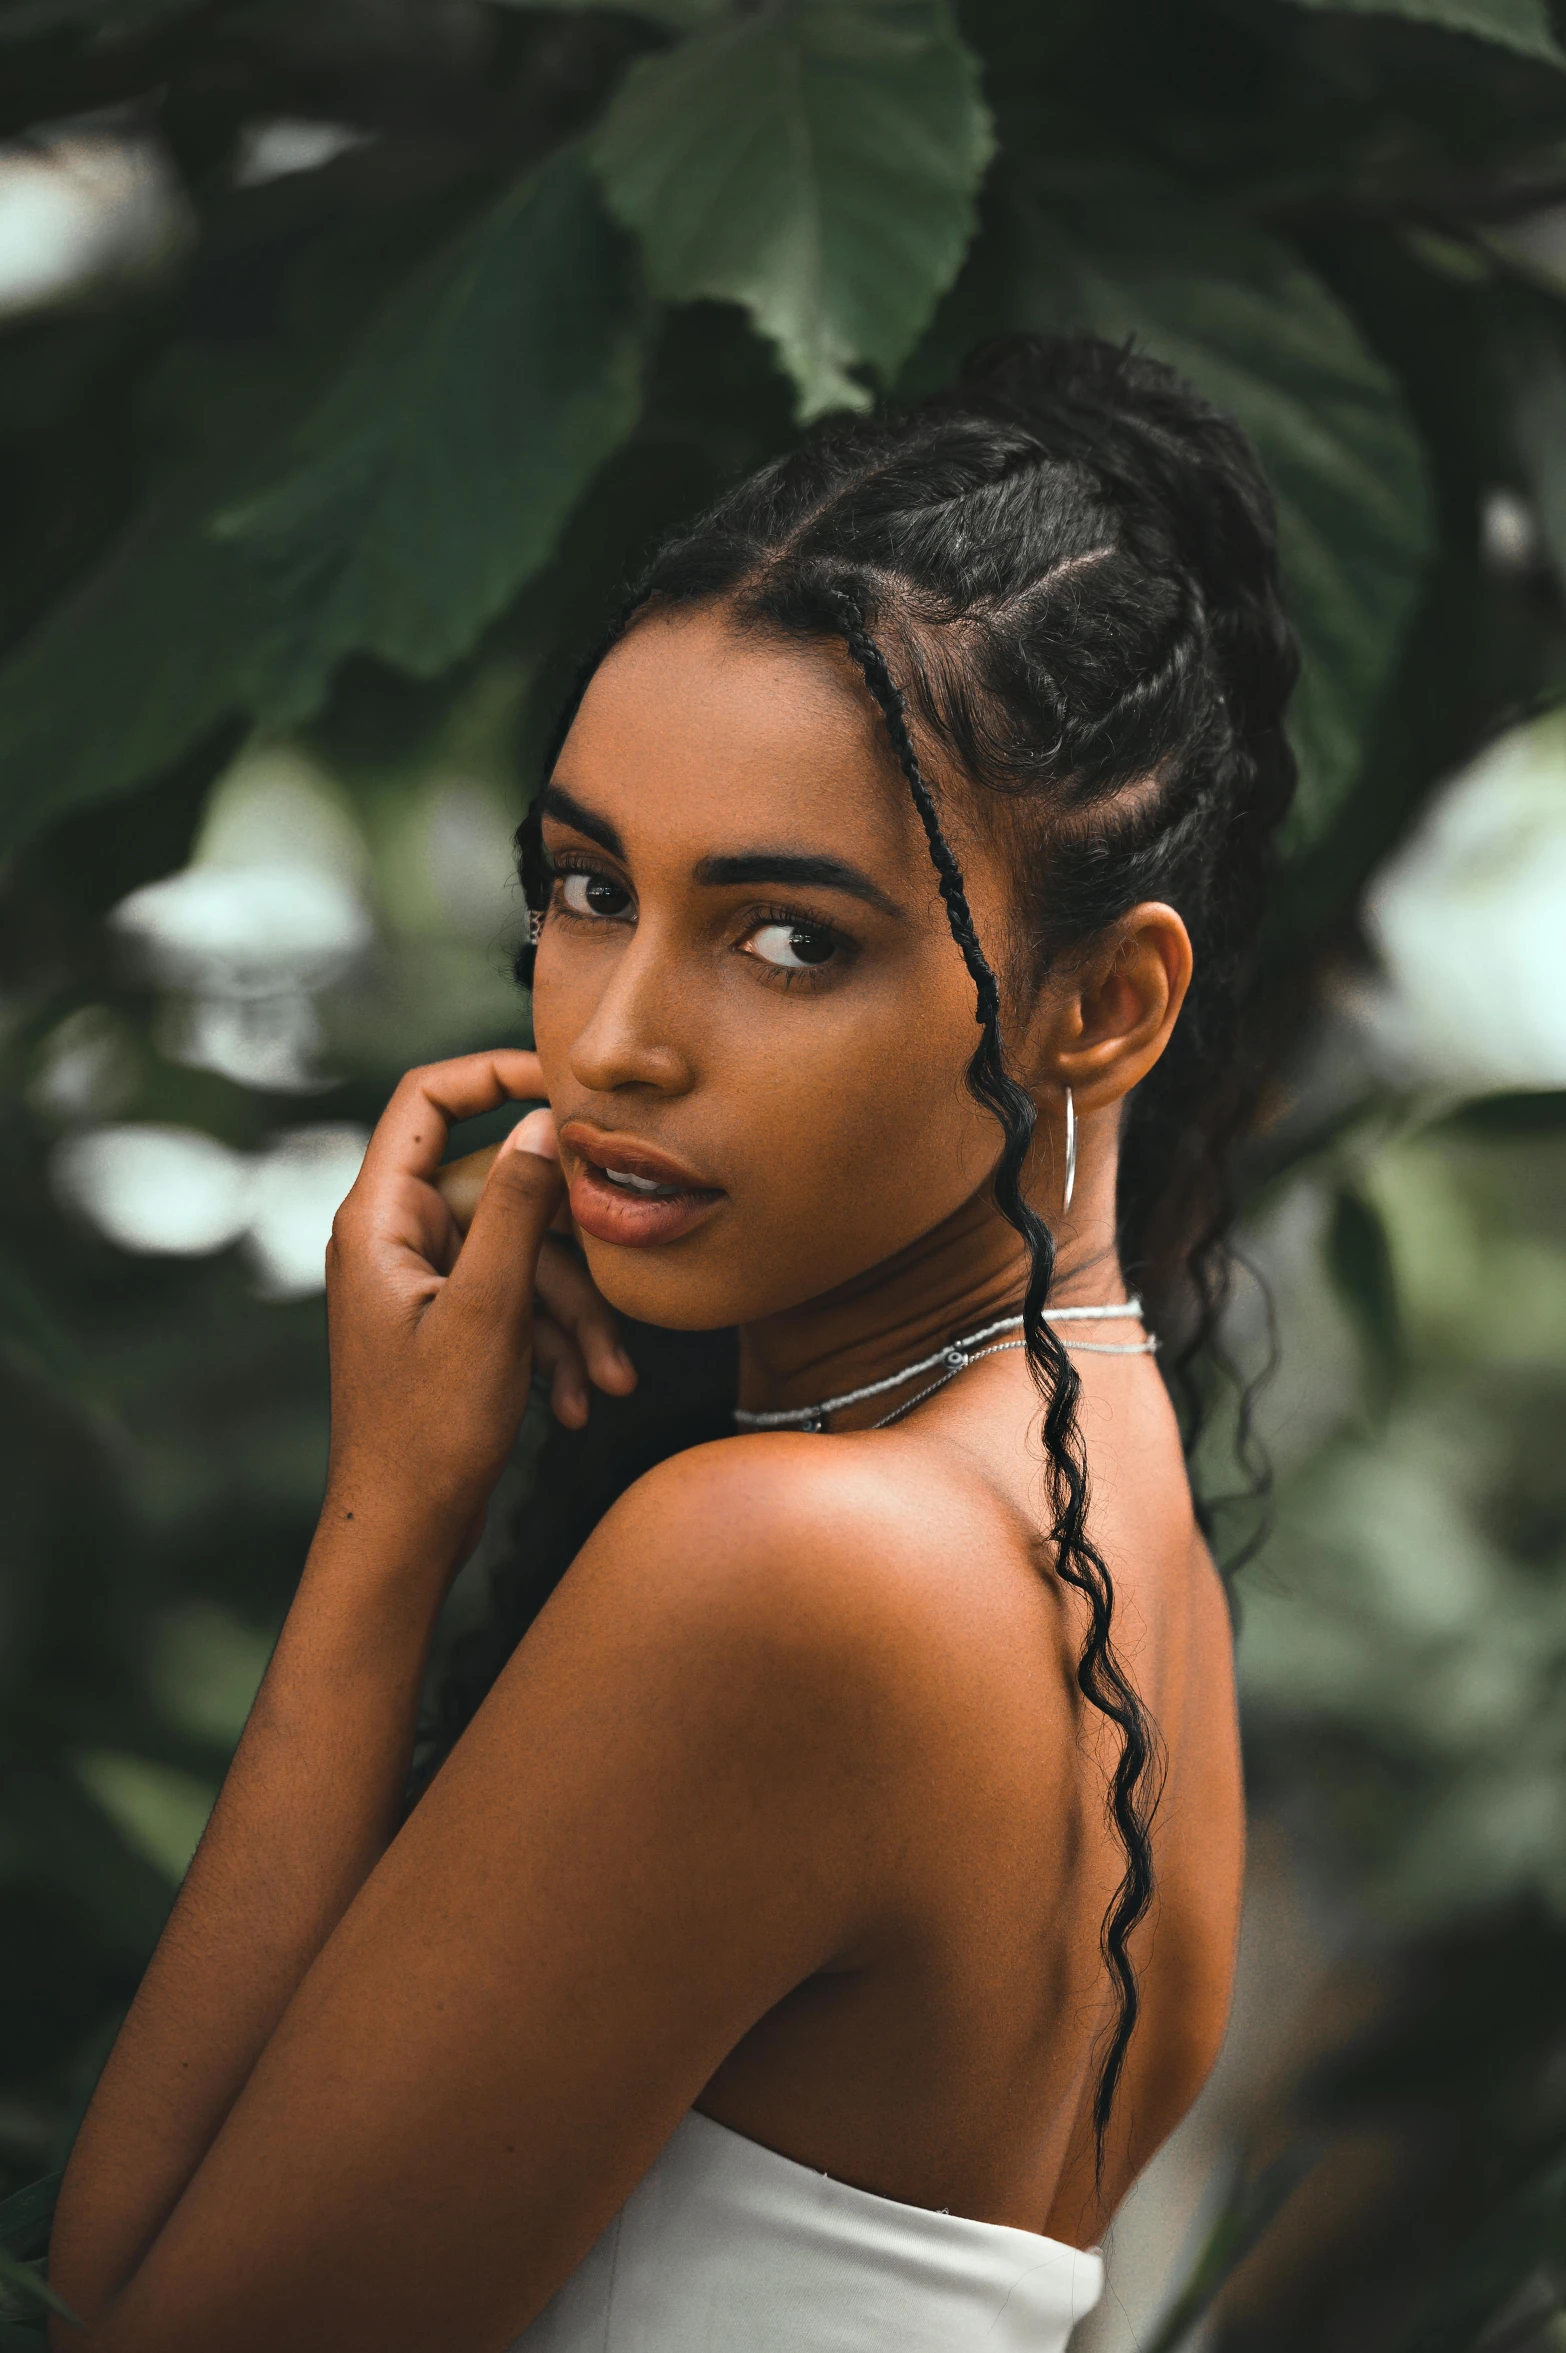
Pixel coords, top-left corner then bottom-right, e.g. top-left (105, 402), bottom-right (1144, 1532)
top-left (47, 609), bottom-right (1242, 2353)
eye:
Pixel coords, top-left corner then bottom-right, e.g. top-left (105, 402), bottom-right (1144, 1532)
top-left (746, 921), bottom-right (841, 972)
top-left (558, 869), bottom-right (632, 919)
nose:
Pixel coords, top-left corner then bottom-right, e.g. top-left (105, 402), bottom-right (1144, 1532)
top-left (565, 929), bottom-right (694, 1098)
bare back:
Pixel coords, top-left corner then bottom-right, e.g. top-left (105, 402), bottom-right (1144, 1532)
top-left (695, 1341), bottom-right (1244, 2249)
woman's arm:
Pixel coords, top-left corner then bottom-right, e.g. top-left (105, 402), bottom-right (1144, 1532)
top-left (50, 1494), bottom-right (454, 2322)
top-left (48, 1049), bottom-right (631, 2331)
top-left (45, 1432), bottom-right (933, 2353)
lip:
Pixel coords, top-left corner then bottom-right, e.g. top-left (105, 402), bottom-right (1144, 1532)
top-left (559, 1119), bottom-right (725, 1250)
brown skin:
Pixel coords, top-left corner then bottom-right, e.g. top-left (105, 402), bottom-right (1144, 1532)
top-left (48, 608), bottom-right (1243, 2352)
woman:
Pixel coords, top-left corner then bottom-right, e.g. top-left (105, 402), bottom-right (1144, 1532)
top-left (49, 332), bottom-right (1292, 2351)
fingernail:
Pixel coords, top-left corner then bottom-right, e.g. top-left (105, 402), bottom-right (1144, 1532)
top-left (506, 1107), bottom-right (558, 1162)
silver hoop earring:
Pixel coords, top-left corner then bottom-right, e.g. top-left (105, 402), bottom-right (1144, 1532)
top-left (1062, 1086), bottom-right (1077, 1215)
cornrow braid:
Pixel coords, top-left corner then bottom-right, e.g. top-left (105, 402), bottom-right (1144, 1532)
top-left (829, 588), bottom-right (1163, 2163)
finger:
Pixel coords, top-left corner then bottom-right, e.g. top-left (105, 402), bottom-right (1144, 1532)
top-left (441, 1107), bottom-right (565, 1330)
top-left (436, 1143), bottom-right (501, 1235)
top-left (536, 1238), bottom-right (637, 1396)
top-left (531, 1318), bottom-right (591, 1427)
top-left (551, 1359), bottom-right (590, 1429)
top-left (360, 1051), bottom-right (546, 1191)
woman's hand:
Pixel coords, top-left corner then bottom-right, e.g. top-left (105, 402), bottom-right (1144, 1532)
top-left (323, 1050), bottom-right (635, 1561)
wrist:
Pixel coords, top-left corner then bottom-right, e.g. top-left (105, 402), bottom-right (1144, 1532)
top-left (314, 1475), bottom-right (483, 1589)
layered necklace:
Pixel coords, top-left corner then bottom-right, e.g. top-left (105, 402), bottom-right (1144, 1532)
top-left (733, 1299), bottom-right (1154, 1434)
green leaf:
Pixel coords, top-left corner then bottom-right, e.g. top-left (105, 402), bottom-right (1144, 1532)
top-left (0, 2177), bottom-right (58, 2265)
top-left (590, 0), bottom-right (994, 420)
top-left (0, 477), bottom-right (275, 857)
top-left (990, 162), bottom-right (1434, 851)
top-left (0, 2251), bottom-right (76, 2331)
top-left (490, 0), bottom-right (727, 24)
top-left (1278, 0), bottom-right (1566, 66)
top-left (72, 1752), bottom-right (217, 1885)
top-left (0, 187), bottom-right (492, 852)
top-left (216, 150), bottom-right (645, 723)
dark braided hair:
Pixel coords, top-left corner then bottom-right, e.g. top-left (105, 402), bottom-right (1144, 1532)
top-left (433, 332), bottom-right (1299, 2165)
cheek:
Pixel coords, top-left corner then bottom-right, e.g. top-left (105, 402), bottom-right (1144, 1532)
top-left (527, 959), bottom-right (568, 1089)
top-left (528, 931), bottom-right (998, 1328)
top-left (757, 996), bottom-right (990, 1232)
top-left (529, 948), bottom-right (602, 1100)
top-left (653, 995), bottom-right (995, 1325)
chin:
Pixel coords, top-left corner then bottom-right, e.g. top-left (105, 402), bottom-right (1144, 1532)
top-left (577, 1224), bottom-right (848, 1334)
top-left (577, 1240), bottom-right (753, 1334)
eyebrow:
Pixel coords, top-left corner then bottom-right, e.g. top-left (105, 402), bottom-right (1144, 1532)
top-left (692, 851), bottom-right (903, 918)
top-left (541, 782), bottom-right (905, 919)
top-left (537, 782), bottom-right (625, 860)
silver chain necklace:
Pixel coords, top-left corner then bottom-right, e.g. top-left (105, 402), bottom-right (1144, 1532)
top-left (733, 1300), bottom-right (1155, 1434)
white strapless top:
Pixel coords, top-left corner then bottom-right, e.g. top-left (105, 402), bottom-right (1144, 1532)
top-left (510, 2110), bottom-right (1103, 2351)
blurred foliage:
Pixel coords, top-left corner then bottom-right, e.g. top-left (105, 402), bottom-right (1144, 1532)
top-left (1, 0), bottom-right (1566, 2344)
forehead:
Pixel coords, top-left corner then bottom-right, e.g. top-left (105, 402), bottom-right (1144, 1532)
top-left (555, 606), bottom-right (916, 863)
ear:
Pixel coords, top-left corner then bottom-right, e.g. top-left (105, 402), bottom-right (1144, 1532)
top-left (1025, 903), bottom-right (1193, 1108)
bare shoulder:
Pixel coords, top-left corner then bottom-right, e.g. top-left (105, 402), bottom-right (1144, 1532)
top-left (517, 1428), bottom-right (1044, 1752)
top-left (586, 1426), bottom-right (1028, 1630)
top-left (450, 1431), bottom-right (1024, 1963)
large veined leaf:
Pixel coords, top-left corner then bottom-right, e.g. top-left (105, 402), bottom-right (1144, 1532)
top-left (1280, 0), bottom-right (1565, 65)
top-left (217, 151), bottom-right (645, 723)
top-left (0, 471), bottom-right (277, 857)
top-left (0, 188), bottom-right (499, 852)
top-left (590, 0), bottom-right (994, 421)
top-left (994, 164), bottom-right (1434, 851)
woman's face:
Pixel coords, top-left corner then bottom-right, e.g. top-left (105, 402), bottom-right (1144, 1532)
top-left (530, 605), bottom-right (1023, 1332)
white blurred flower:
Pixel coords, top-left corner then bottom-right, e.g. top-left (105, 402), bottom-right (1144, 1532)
top-left (54, 1124), bottom-right (253, 1256)
top-left (1355, 707), bottom-right (1566, 1092)
top-left (1479, 485), bottom-right (1542, 576)
top-left (244, 1125), bottom-right (368, 1298)
top-left (155, 983), bottom-right (330, 1095)
top-left (28, 1004), bottom-right (140, 1124)
top-left (234, 119), bottom-right (371, 188)
top-left (114, 862), bottom-right (372, 982)
top-left (52, 1120), bottom-right (367, 1295)
top-left (110, 746), bottom-right (374, 1092)
top-left (195, 744), bottom-right (370, 885)
top-left (0, 131), bottom-right (189, 321)
top-left (113, 865), bottom-right (371, 1093)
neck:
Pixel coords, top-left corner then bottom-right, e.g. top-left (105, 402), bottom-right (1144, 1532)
top-left (736, 1125), bottom-right (1127, 1424)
